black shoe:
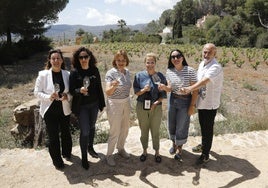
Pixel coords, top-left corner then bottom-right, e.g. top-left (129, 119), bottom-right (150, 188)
top-left (195, 154), bottom-right (209, 165)
top-left (62, 154), bottom-right (71, 161)
top-left (88, 149), bottom-right (99, 158)
top-left (54, 162), bottom-right (65, 170)
top-left (155, 155), bottom-right (162, 163)
top-left (82, 159), bottom-right (89, 170)
top-left (139, 154), bottom-right (147, 162)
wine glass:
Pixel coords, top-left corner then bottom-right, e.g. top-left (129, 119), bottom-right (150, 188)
top-left (114, 72), bottom-right (123, 87)
top-left (144, 80), bottom-right (151, 91)
top-left (54, 83), bottom-right (60, 100)
top-left (83, 76), bottom-right (90, 96)
top-left (152, 73), bottom-right (161, 85)
top-left (172, 77), bottom-right (184, 95)
top-left (54, 83), bottom-right (60, 93)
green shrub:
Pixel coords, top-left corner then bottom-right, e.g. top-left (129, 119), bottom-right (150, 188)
top-left (255, 33), bottom-right (268, 48)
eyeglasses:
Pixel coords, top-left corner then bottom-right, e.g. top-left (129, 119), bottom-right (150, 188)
top-left (171, 54), bottom-right (182, 59)
top-left (146, 62), bottom-right (155, 64)
top-left (78, 55), bottom-right (89, 60)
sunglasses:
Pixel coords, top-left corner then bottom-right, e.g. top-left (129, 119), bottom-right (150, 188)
top-left (78, 55), bottom-right (89, 60)
top-left (171, 54), bottom-right (182, 59)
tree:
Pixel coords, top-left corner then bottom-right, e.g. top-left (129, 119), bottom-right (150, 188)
top-left (117, 19), bottom-right (127, 33)
top-left (0, 0), bottom-right (68, 46)
top-left (76, 28), bottom-right (86, 37)
top-left (245, 0), bottom-right (268, 28)
top-left (159, 9), bottom-right (173, 27)
top-left (143, 20), bottom-right (162, 34)
top-left (172, 1), bottom-right (183, 38)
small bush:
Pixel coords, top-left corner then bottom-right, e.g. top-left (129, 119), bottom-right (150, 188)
top-left (243, 82), bottom-right (258, 91)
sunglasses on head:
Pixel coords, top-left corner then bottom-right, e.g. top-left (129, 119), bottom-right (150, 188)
top-left (78, 55), bottom-right (89, 60)
top-left (171, 54), bottom-right (182, 59)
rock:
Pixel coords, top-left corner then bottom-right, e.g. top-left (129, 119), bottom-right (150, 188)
top-left (13, 98), bottom-right (39, 126)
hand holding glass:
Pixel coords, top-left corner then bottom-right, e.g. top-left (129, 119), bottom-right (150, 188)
top-left (172, 78), bottom-right (184, 95)
top-left (54, 83), bottom-right (60, 100)
top-left (114, 72), bottom-right (123, 87)
top-left (83, 76), bottom-right (90, 96)
top-left (152, 74), bottom-right (161, 85)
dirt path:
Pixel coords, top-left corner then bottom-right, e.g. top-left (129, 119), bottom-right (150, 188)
top-left (1, 127), bottom-right (268, 188)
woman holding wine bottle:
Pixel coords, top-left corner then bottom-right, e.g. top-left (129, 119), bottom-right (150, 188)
top-left (133, 53), bottom-right (167, 163)
top-left (34, 49), bottom-right (72, 170)
top-left (69, 47), bottom-right (105, 170)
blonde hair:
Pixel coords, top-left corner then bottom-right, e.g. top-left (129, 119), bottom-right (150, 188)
top-left (144, 52), bottom-right (157, 63)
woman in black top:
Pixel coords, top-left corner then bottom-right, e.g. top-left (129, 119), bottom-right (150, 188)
top-left (69, 47), bottom-right (105, 170)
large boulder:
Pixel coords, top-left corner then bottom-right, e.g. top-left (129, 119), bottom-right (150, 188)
top-left (11, 98), bottom-right (40, 147)
top-left (13, 98), bottom-right (39, 126)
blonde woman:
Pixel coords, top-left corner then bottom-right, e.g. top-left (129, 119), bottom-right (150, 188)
top-left (133, 53), bottom-right (167, 163)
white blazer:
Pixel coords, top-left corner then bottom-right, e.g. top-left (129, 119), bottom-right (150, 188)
top-left (34, 69), bottom-right (72, 118)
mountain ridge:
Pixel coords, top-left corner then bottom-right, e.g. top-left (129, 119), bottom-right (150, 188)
top-left (44, 23), bottom-right (147, 40)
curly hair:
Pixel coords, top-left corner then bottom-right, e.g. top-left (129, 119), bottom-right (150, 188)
top-left (71, 46), bottom-right (97, 70)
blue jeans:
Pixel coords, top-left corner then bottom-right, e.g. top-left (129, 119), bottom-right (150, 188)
top-left (79, 101), bottom-right (99, 160)
top-left (168, 94), bottom-right (191, 146)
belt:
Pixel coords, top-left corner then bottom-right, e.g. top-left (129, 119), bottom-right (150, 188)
top-left (172, 94), bottom-right (191, 99)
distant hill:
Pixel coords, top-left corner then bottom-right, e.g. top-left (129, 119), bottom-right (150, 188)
top-left (44, 24), bottom-right (147, 40)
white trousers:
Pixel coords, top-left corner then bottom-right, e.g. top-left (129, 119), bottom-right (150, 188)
top-left (106, 97), bottom-right (131, 155)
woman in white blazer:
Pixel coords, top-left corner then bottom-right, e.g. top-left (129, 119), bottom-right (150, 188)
top-left (34, 49), bottom-right (72, 170)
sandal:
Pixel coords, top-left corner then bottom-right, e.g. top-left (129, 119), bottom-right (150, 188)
top-left (155, 155), bottom-right (162, 163)
top-left (174, 153), bottom-right (182, 162)
top-left (140, 154), bottom-right (147, 162)
top-left (169, 142), bottom-right (176, 155)
top-left (169, 147), bottom-right (176, 155)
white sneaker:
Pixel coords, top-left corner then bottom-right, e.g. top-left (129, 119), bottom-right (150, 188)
top-left (106, 155), bottom-right (116, 166)
top-left (118, 149), bottom-right (130, 159)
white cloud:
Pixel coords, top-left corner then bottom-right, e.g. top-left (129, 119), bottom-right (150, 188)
top-left (86, 8), bottom-right (102, 19)
top-left (119, 0), bottom-right (177, 13)
top-left (86, 8), bottom-right (120, 25)
top-left (104, 0), bottom-right (118, 3)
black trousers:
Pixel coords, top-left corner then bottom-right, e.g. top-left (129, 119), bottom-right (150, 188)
top-left (44, 102), bottom-right (72, 166)
top-left (198, 109), bottom-right (217, 156)
top-left (78, 102), bottom-right (99, 161)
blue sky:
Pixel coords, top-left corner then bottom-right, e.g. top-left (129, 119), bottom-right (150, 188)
top-left (56, 0), bottom-right (178, 26)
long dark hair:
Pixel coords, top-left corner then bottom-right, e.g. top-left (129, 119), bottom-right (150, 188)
top-left (45, 49), bottom-right (65, 70)
top-left (167, 49), bottom-right (188, 69)
top-left (71, 46), bottom-right (97, 70)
